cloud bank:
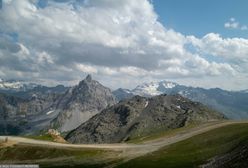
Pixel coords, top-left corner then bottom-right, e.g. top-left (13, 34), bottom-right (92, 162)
top-left (0, 0), bottom-right (247, 90)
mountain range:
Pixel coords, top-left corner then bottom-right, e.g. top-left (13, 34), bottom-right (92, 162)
top-left (0, 75), bottom-right (116, 134)
top-left (0, 75), bottom-right (247, 137)
top-left (0, 78), bottom-right (39, 92)
top-left (113, 81), bottom-right (248, 119)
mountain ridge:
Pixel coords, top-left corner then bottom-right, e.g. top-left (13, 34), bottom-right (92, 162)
top-left (66, 94), bottom-right (225, 144)
top-left (113, 80), bottom-right (248, 119)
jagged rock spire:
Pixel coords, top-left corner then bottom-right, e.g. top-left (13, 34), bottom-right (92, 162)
top-left (85, 74), bottom-right (92, 82)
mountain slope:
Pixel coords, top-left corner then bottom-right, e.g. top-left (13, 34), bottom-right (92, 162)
top-left (0, 75), bottom-right (117, 135)
top-left (50, 75), bottom-right (117, 132)
top-left (113, 81), bottom-right (248, 119)
top-left (117, 123), bottom-right (248, 168)
top-left (66, 94), bottom-right (225, 144)
top-left (0, 91), bottom-right (62, 135)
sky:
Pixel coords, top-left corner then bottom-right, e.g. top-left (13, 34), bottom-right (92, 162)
top-left (0, 0), bottom-right (248, 90)
top-left (153, 0), bottom-right (248, 38)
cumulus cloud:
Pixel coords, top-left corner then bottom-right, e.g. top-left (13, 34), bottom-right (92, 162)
top-left (224, 18), bottom-right (239, 29)
top-left (189, 33), bottom-right (248, 66)
top-left (224, 17), bottom-right (247, 31)
top-left (0, 0), bottom-right (247, 90)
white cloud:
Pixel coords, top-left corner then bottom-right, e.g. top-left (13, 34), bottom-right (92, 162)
top-left (0, 0), bottom-right (247, 90)
top-left (190, 33), bottom-right (248, 61)
top-left (76, 64), bottom-right (98, 74)
top-left (224, 17), bottom-right (247, 31)
top-left (224, 22), bottom-right (239, 29)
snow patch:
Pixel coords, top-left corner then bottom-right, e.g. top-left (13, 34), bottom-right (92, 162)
top-left (145, 101), bottom-right (149, 107)
top-left (176, 105), bottom-right (181, 109)
top-left (46, 110), bottom-right (54, 115)
top-left (162, 82), bottom-right (176, 89)
top-left (133, 82), bottom-right (162, 96)
top-left (122, 89), bottom-right (131, 94)
top-left (131, 81), bottom-right (178, 96)
top-left (179, 90), bottom-right (189, 96)
top-left (0, 79), bottom-right (38, 91)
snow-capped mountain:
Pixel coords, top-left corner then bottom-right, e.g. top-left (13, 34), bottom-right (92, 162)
top-left (0, 79), bottom-right (39, 92)
top-left (132, 81), bottom-right (178, 96)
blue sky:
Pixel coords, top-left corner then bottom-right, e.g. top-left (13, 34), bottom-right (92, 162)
top-left (153, 0), bottom-right (248, 38)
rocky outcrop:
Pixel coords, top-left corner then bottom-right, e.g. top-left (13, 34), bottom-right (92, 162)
top-left (66, 94), bottom-right (225, 144)
top-left (47, 129), bottom-right (67, 143)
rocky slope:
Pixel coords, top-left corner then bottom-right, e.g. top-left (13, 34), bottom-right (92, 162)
top-left (50, 75), bottom-right (116, 132)
top-left (0, 92), bottom-right (62, 135)
top-left (0, 75), bottom-right (116, 135)
top-left (113, 81), bottom-right (248, 119)
top-left (66, 94), bottom-right (225, 144)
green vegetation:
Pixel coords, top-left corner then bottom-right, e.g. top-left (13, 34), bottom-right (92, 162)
top-left (24, 134), bottom-right (54, 141)
top-left (126, 121), bottom-right (224, 144)
top-left (117, 123), bottom-right (248, 168)
top-left (126, 123), bottom-right (201, 144)
top-left (0, 144), bottom-right (120, 168)
top-left (2, 123), bottom-right (248, 168)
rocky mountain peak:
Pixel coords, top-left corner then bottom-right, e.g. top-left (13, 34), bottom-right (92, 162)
top-left (85, 74), bottom-right (92, 82)
top-left (50, 75), bottom-right (117, 132)
top-left (77, 75), bottom-right (94, 89)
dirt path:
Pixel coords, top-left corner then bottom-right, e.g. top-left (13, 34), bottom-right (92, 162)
top-left (0, 121), bottom-right (247, 159)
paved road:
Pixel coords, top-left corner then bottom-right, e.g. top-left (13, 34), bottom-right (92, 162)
top-left (0, 120), bottom-right (247, 158)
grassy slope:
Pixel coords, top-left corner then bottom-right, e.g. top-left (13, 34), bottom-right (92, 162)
top-left (126, 122), bottom-right (204, 144)
top-left (117, 123), bottom-right (248, 168)
top-left (0, 144), bottom-right (120, 168)
top-left (1, 123), bottom-right (248, 168)
top-left (23, 134), bottom-right (54, 141)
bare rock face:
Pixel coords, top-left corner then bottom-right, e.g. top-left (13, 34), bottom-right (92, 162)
top-left (66, 94), bottom-right (225, 144)
top-left (0, 92), bottom-right (62, 135)
top-left (50, 75), bottom-right (117, 132)
top-left (0, 75), bottom-right (116, 135)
